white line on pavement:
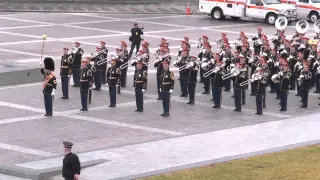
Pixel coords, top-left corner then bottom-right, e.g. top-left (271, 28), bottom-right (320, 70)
top-left (0, 101), bottom-right (45, 113)
top-left (0, 143), bottom-right (57, 157)
top-left (0, 48), bottom-right (51, 57)
top-left (69, 114), bottom-right (185, 136)
top-left (0, 24), bottom-right (54, 30)
top-left (0, 115), bottom-right (46, 125)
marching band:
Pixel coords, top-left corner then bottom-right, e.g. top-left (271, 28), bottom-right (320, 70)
top-left (40, 17), bottom-right (320, 117)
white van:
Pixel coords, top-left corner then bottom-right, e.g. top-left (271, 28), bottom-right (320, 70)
top-left (199, 0), bottom-right (297, 25)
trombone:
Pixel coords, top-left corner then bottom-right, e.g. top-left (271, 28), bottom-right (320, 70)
top-left (96, 58), bottom-right (109, 66)
top-left (203, 63), bottom-right (224, 78)
top-left (222, 67), bottom-right (241, 80)
top-left (239, 71), bottom-right (268, 86)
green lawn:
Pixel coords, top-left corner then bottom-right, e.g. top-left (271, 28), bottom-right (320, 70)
top-left (139, 145), bottom-right (320, 180)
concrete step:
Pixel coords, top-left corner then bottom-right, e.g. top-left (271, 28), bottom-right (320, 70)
top-left (0, 173), bottom-right (31, 180)
top-left (0, 0), bottom-right (199, 3)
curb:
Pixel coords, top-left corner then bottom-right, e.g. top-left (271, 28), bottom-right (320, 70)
top-left (0, 10), bottom-right (201, 14)
top-left (0, 159), bottom-right (108, 180)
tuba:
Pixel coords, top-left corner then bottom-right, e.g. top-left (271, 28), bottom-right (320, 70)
top-left (296, 19), bottom-right (309, 34)
top-left (275, 17), bottom-right (288, 31)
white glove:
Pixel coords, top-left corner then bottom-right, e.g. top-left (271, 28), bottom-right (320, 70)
top-left (169, 89), bottom-right (173, 93)
top-left (106, 83), bottom-right (109, 86)
top-left (68, 75), bottom-right (71, 77)
top-left (159, 88), bottom-right (162, 92)
top-left (51, 89), bottom-right (55, 96)
top-left (142, 89), bottom-right (145, 92)
top-left (133, 87), bottom-right (135, 91)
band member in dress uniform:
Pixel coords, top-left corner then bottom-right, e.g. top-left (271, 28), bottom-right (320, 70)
top-left (79, 58), bottom-right (93, 111)
top-left (268, 49), bottom-right (278, 94)
top-left (100, 41), bottom-right (108, 84)
top-left (278, 64), bottom-right (291, 111)
top-left (107, 58), bottom-right (121, 107)
top-left (234, 61), bottom-right (248, 112)
top-left (212, 57), bottom-right (226, 109)
top-left (60, 48), bottom-right (72, 99)
top-left (222, 45), bottom-right (232, 92)
top-left (71, 42), bottom-right (84, 87)
top-left (295, 51), bottom-right (304, 96)
top-left (314, 51), bottom-right (320, 93)
top-left (288, 44), bottom-right (298, 90)
top-left (41, 57), bottom-right (57, 117)
top-left (202, 43), bottom-right (213, 94)
top-left (133, 61), bottom-right (147, 112)
top-left (187, 56), bottom-right (198, 105)
top-left (160, 61), bottom-right (174, 117)
top-left (120, 43), bottom-right (129, 86)
top-left (184, 36), bottom-right (191, 50)
top-left (115, 48), bottom-right (123, 94)
top-left (62, 141), bottom-right (80, 180)
top-left (141, 42), bottom-right (149, 72)
top-left (86, 58), bottom-right (94, 104)
top-left (299, 61), bottom-right (312, 108)
top-left (309, 44), bottom-right (317, 88)
top-left (255, 61), bottom-right (269, 115)
top-left (92, 47), bottom-right (103, 91)
top-left (155, 48), bottom-right (171, 100)
top-left (178, 48), bottom-right (190, 97)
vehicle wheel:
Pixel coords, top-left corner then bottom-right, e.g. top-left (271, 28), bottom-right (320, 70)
top-left (309, 12), bottom-right (319, 23)
top-left (231, 16), bottom-right (241, 20)
top-left (211, 8), bottom-right (225, 20)
top-left (266, 13), bottom-right (277, 25)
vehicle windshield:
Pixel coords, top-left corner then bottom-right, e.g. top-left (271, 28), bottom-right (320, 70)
top-left (263, 0), bottom-right (281, 4)
top-left (311, 0), bottom-right (320, 3)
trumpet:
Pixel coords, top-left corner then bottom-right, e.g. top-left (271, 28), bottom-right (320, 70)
top-left (239, 71), bottom-right (268, 86)
top-left (222, 67), bottom-right (241, 80)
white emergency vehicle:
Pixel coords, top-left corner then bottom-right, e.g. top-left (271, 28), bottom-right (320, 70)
top-left (281, 0), bottom-right (320, 23)
top-left (199, 0), bottom-right (297, 25)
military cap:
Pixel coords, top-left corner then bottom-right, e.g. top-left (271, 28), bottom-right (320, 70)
top-left (121, 41), bottom-right (127, 46)
top-left (240, 31), bottom-right (244, 35)
top-left (96, 47), bottom-right (101, 51)
top-left (63, 48), bottom-right (69, 51)
top-left (161, 37), bottom-right (166, 41)
top-left (257, 27), bottom-right (262, 31)
top-left (116, 48), bottom-right (121, 51)
top-left (75, 42), bottom-right (80, 45)
top-left (184, 36), bottom-right (189, 40)
top-left (100, 41), bottom-right (106, 45)
top-left (134, 23), bottom-right (138, 26)
top-left (44, 57), bottom-right (55, 71)
top-left (221, 33), bottom-right (226, 36)
top-left (202, 35), bottom-right (208, 39)
top-left (63, 141), bottom-right (73, 148)
top-left (143, 41), bottom-right (149, 46)
top-left (162, 61), bottom-right (169, 65)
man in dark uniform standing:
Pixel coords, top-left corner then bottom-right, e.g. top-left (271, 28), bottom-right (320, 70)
top-left (79, 57), bottom-right (93, 111)
top-left (255, 61), bottom-right (269, 115)
top-left (279, 64), bottom-right (291, 111)
top-left (234, 62), bottom-right (247, 112)
top-left (133, 61), bottom-right (147, 112)
top-left (129, 23), bottom-right (144, 58)
top-left (100, 41), bottom-right (108, 85)
top-left (299, 61), bottom-right (312, 108)
top-left (211, 58), bottom-right (225, 109)
top-left (60, 48), bottom-right (72, 99)
top-left (92, 47), bottom-right (103, 91)
top-left (160, 61), bottom-right (174, 117)
top-left (187, 56), bottom-right (198, 105)
top-left (107, 57), bottom-right (121, 107)
top-left (41, 57), bottom-right (57, 117)
top-left (62, 141), bottom-right (80, 180)
top-left (71, 42), bottom-right (84, 87)
top-left (120, 41), bottom-right (129, 87)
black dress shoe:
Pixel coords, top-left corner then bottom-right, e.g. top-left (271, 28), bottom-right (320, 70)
top-left (255, 112), bottom-right (263, 115)
top-left (300, 106), bottom-right (307, 108)
top-left (318, 103), bottom-right (320, 105)
top-left (179, 95), bottom-right (184, 97)
top-left (111, 105), bottom-right (116, 107)
top-left (269, 91), bottom-right (275, 93)
top-left (314, 91), bottom-right (319, 93)
top-left (202, 92), bottom-right (210, 94)
top-left (156, 98), bottom-right (162, 100)
top-left (295, 94), bottom-right (300, 96)
top-left (44, 114), bottom-right (47, 116)
top-left (212, 105), bottom-right (221, 109)
top-left (93, 88), bottom-right (100, 91)
top-left (280, 109), bottom-right (287, 111)
top-left (135, 109), bottom-right (142, 112)
top-left (61, 97), bottom-right (69, 99)
top-left (318, 97), bottom-right (320, 99)
top-left (224, 89), bottom-right (230, 92)
top-left (108, 105), bottom-right (112, 107)
top-left (233, 109), bottom-right (241, 112)
top-left (275, 97), bottom-right (279, 99)
top-left (187, 101), bottom-right (194, 105)
top-left (263, 105), bottom-right (266, 108)
top-left (242, 102), bottom-right (246, 105)
top-left (231, 95), bottom-right (234, 98)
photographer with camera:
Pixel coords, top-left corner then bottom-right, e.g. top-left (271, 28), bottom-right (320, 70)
top-left (129, 23), bottom-right (144, 59)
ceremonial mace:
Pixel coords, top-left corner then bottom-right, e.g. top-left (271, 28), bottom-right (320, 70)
top-left (39, 34), bottom-right (47, 68)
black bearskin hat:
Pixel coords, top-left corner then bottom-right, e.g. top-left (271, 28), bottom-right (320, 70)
top-left (44, 57), bottom-right (55, 71)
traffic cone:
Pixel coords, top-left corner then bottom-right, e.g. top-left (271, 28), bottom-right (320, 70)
top-left (186, 1), bottom-right (191, 15)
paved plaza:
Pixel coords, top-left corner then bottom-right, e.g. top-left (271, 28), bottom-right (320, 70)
top-left (0, 12), bottom-right (320, 179)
